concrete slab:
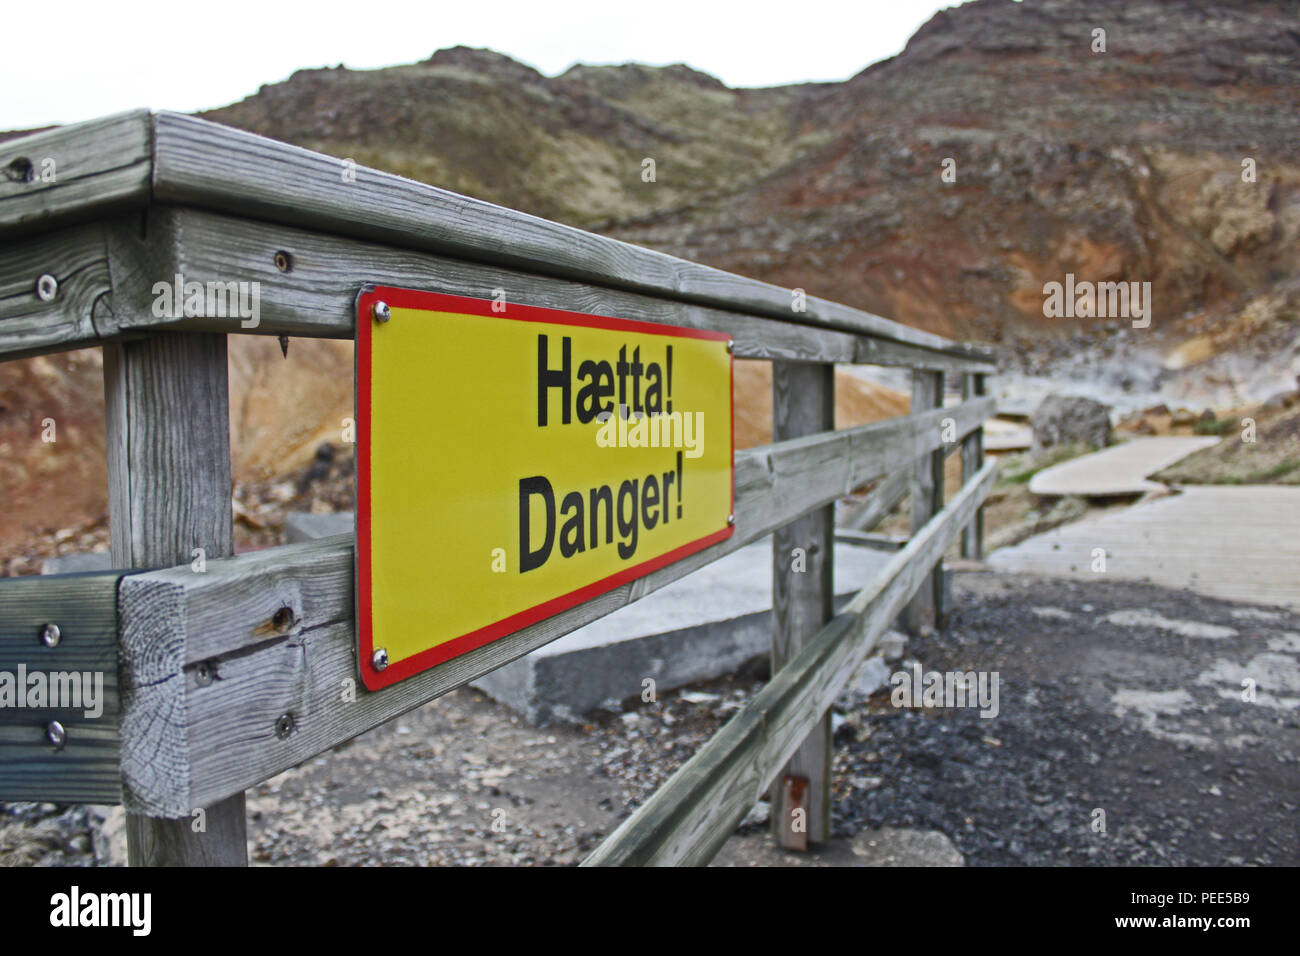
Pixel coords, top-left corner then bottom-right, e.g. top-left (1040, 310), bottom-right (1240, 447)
top-left (284, 511), bottom-right (354, 543)
top-left (989, 485), bottom-right (1300, 609)
top-left (278, 511), bottom-right (913, 724)
top-left (983, 419), bottom-right (1033, 452)
top-left (472, 537), bottom-right (897, 723)
top-left (1028, 436), bottom-right (1220, 496)
top-left (40, 552), bottom-right (112, 575)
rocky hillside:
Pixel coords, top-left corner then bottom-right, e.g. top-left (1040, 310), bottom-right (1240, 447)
top-left (202, 47), bottom-right (809, 234)
top-left (201, 0), bottom-right (1300, 354)
top-left (2, 0), bottom-right (1299, 565)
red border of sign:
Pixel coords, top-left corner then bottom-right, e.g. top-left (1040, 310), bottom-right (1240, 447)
top-left (356, 286), bottom-right (735, 691)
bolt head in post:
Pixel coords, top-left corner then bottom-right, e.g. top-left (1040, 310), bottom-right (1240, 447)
top-left (372, 301), bottom-right (391, 324)
top-left (35, 274), bottom-right (58, 302)
top-left (372, 648), bottom-right (389, 671)
top-left (275, 713), bottom-right (295, 739)
top-left (46, 721), bottom-right (67, 749)
top-left (40, 623), bottom-right (61, 647)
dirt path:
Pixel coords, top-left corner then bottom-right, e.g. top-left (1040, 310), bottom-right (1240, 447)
top-left (830, 572), bottom-right (1298, 865)
top-left (3, 572), bottom-right (1295, 867)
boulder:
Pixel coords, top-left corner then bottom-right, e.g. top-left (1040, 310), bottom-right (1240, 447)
top-left (1260, 388), bottom-right (1300, 413)
top-left (1030, 394), bottom-right (1112, 455)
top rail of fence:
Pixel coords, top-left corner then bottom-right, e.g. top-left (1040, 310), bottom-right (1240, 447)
top-left (0, 110), bottom-right (995, 372)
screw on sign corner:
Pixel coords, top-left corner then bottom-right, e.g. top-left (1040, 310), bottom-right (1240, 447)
top-left (371, 648), bottom-right (389, 671)
top-left (372, 300), bottom-right (391, 324)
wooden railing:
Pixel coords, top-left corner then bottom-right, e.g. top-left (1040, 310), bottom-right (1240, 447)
top-left (0, 110), bottom-right (997, 866)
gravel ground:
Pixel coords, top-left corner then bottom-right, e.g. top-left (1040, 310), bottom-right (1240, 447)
top-left (3, 571), bottom-right (1296, 867)
top-left (834, 573), bottom-right (1299, 865)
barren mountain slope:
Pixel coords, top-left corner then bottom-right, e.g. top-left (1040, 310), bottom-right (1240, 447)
top-left (2, 0), bottom-right (1298, 566)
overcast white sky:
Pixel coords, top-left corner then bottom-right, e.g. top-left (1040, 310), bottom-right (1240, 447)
top-left (2, 0), bottom-right (964, 129)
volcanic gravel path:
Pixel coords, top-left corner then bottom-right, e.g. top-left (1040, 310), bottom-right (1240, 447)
top-left (833, 573), bottom-right (1299, 866)
top-left (3, 572), bottom-right (1295, 866)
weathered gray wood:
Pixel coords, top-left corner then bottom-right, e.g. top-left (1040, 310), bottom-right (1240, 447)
top-left (840, 438), bottom-right (966, 534)
top-left (582, 461), bottom-right (998, 866)
top-left (146, 112), bottom-right (995, 368)
top-left (833, 529), bottom-right (907, 551)
top-left (0, 111), bottom-right (994, 371)
top-left (104, 332), bottom-right (247, 866)
top-left (852, 335), bottom-right (991, 373)
top-left (771, 362), bottom-right (834, 847)
top-left (0, 571), bottom-right (122, 803)
top-left (838, 467), bottom-right (910, 532)
top-left (961, 373), bottom-right (987, 559)
top-left (116, 396), bottom-right (994, 815)
top-left (905, 370), bottom-right (945, 634)
top-left (0, 110), bottom-right (152, 238)
top-left (1, 202), bottom-right (987, 369)
top-left (0, 220), bottom-right (114, 359)
top-left (103, 206), bottom-right (862, 364)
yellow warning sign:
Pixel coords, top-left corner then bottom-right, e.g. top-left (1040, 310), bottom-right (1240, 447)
top-left (356, 287), bottom-right (734, 689)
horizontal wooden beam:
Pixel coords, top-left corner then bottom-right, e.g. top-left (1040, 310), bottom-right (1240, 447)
top-left (838, 467), bottom-right (910, 531)
top-left (0, 110), bottom-right (152, 239)
top-left (0, 204), bottom-right (992, 371)
top-left (582, 460), bottom-right (998, 867)
top-left (837, 434), bottom-right (967, 533)
top-left (115, 397), bottom-right (993, 815)
top-left (0, 571), bottom-right (123, 804)
top-left (0, 112), bottom-right (996, 371)
top-left (104, 206), bottom-right (863, 365)
top-left (0, 220), bottom-right (115, 360)
top-left (148, 113), bottom-right (995, 366)
top-left (833, 529), bottom-right (907, 551)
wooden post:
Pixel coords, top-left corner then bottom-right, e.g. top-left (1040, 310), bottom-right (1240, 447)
top-left (961, 372), bottom-right (986, 560)
top-left (771, 361), bottom-right (834, 849)
top-left (104, 332), bottom-right (248, 866)
top-left (905, 369), bottom-right (944, 634)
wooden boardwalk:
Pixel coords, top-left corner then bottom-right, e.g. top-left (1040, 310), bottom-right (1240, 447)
top-left (1028, 437), bottom-right (1220, 497)
top-left (989, 485), bottom-right (1300, 608)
